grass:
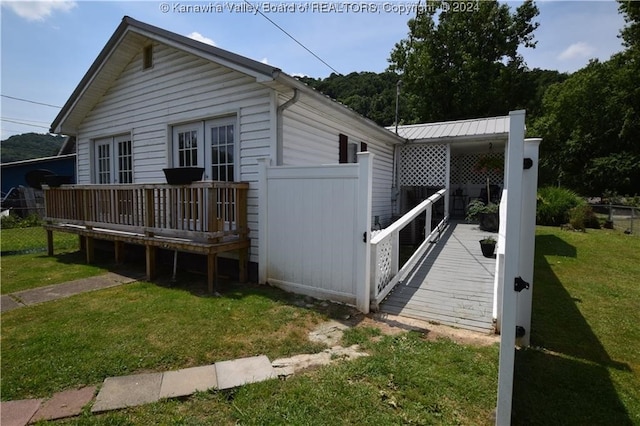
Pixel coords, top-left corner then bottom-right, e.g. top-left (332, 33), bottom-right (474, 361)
top-left (513, 226), bottom-right (640, 425)
top-left (1, 225), bottom-right (638, 424)
top-left (1, 226), bottom-right (112, 294)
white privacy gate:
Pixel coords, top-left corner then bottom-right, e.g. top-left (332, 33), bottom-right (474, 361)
top-left (257, 153), bottom-right (373, 312)
top-left (495, 111), bottom-right (540, 425)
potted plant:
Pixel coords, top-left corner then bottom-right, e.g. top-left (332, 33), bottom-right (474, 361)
top-left (466, 199), bottom-right (499, 232)
top-left (479, 236), bottom-right (497, 258)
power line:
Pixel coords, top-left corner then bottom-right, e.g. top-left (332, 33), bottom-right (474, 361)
top-left (1, 116), bottom-right (50, 125)
top-left (1, 118), bottom-right (50, 129)
top-left (1, 94), bottom-right (62, 109)
top-left (244, 0), bottom-right (342, 76)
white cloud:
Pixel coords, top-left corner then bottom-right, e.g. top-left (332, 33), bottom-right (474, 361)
top-left (187, 32), bottom-right (216, 46)
top-left (3, 0), bottom-right (76, 22)
top-left (260, 57), bottom-right (270, 65)
top-left (558, 42), bottom-right (596, 61)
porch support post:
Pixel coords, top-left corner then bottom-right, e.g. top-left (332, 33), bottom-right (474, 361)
top-left (146, 245), bottom-right (156, 281)
top-left (444, 144), bottom-right (451, 219)
top-left (355, 152), bottom-right (373, 314)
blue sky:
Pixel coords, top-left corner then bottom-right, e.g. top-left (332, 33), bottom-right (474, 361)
top-left (0, 0), bottom-right (627, 141)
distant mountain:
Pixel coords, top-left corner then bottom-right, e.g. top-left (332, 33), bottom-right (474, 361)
top-left (0, 133), bottom-right (66, 163)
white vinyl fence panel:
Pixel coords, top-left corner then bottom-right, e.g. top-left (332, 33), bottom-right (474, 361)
top-left (258, 153), bottom-right (372, 311)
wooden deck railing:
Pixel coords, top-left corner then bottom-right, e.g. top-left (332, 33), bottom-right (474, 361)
top-left (44, 182), bottom-right (249, 243)
top-left (370, 188), bottom-right (448, 309)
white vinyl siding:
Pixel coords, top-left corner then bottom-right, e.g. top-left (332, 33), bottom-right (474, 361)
top-left (281, 100), bottom-right (396, 226)
top-left (76, 42), bottom-right (272, 262)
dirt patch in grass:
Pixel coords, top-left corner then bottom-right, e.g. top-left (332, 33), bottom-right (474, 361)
top-left (358, 313), bottom-right (500, 347)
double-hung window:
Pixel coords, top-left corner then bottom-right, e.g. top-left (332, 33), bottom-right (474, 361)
top-left (94, 134), bottom-right (133, 184)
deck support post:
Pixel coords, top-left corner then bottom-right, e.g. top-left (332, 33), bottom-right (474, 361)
top-left (114, 241), bottom-right (125, 264)
top-left (146, 245), bottom-right (156, 281)
top-left (207, 253), bottom-right (217, 293)
top-left (46, 229), bottom-right (54, 256)
top-left (238, 248), bottom-right (248, 283)
top-left (85, 236), bottom-right (95, 263)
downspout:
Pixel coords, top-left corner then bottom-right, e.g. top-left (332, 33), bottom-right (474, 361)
top-left (276, 89), bottom-right (299, 165)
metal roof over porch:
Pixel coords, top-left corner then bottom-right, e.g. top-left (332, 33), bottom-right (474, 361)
top-left (390, 116), bottom-right (510, 143)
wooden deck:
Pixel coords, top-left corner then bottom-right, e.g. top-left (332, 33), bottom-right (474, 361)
top-left (380, 221), bottom-right (496, 333)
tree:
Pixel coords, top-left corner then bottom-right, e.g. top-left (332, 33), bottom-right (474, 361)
top-left (388, 0), bottom-right (540, 122)
top-left (530, 2), bottom-right (640, 195)
top-left (531, 55), bottom-right (640, 195)
top-left (298, 71), bottom-right (419, 126)
top-left (0, 133), bottom-right (66, 163)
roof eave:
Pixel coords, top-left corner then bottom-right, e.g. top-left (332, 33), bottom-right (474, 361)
top-left (275, 73), bottom-right (406, 145)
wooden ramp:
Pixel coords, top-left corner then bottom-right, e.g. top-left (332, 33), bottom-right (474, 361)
top-left (380, 221), bottom-right (496, 333)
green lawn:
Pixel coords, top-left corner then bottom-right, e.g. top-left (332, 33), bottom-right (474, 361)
top-left (1, 226), bottom-right (112, 294)
top-left (513, 226), bottom-right (640, 425)
top-left (1, 225), bottom-right (638, 425)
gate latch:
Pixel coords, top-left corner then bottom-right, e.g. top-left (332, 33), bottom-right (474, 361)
top-left (514, 276), bottom-right (530, 292)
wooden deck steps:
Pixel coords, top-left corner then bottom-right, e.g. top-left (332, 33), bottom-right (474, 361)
top-left (380, 221), bottom-right (496, 333)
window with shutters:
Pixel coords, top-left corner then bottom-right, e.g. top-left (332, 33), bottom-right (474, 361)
top-left (339, 133), bottom-right (368, 163)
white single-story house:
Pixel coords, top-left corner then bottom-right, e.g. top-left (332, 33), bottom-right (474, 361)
top-left (45, 16), bottom-right (540, 423)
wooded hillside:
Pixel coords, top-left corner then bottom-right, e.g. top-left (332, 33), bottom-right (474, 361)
top-left (0, 133), bottom-right (66, 163)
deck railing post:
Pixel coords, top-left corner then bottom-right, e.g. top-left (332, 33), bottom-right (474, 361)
top-left (425, 203), bottom-right (433, 242)
top-left (144, 187), bottom-right (154, 234)
top-left (391, 230), bottom-right (400, 279)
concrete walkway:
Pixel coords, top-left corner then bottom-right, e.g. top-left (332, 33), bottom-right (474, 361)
top-left (1, 271), bottom-right (144, 313)
top-left (1, 273), bottom-right (367, 425)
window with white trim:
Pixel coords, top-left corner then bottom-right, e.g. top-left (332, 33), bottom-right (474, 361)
top-left (94, 134), bottom-right (133, 184)
top-left (171, 117), bottom-right (237, 181)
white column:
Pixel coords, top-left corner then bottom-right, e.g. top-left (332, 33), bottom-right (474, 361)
top-left (356, 152), bottom-right (373, 313)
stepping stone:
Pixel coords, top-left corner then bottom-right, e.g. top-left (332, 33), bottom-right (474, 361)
top-left (215, 355), bottom-right (276, 390)
top-left (159, 365), bottom-right (217, 398)
top-left (0, 295), bottom-right (23, 313)
top-left (31, 386), bottom-right (96, 422)
top-left (0, 399), bottom-right (43, 426)
top-left (92, 373), bottom-right (162, 412)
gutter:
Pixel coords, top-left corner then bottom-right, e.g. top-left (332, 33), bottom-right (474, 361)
top-left (276, 88), bottom-right (300, 165)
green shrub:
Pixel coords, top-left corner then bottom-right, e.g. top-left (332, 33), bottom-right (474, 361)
top-left (536, 186), bottom-right (584, 226)
top-left (569, 205), bottom-right (600, 230)
top-left (0, 213), bottom-right (43, 229)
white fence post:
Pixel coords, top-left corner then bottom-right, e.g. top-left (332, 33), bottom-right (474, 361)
top-left (257, 157), bottom-right (271, 285)
top-left (356, 152), bottom-right (373, 313)
top-left (496, 110), bottom-right (526, 425)
top-left (517, 138), bottom-right (542, 347)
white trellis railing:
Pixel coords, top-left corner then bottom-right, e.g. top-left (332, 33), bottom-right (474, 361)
top-left (370, 188), bottom-right (448, 309)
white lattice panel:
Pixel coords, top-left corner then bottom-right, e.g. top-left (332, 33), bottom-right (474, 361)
top-left (374, 233), bottom-right (394, 293)
top-left (451, 153), bottom-right (504, 185)
top-left (400, 144), bottom-right (447, 186)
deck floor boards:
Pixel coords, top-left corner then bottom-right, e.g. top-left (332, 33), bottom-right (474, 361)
top-left (380, 221), bottom-right (496, 332)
